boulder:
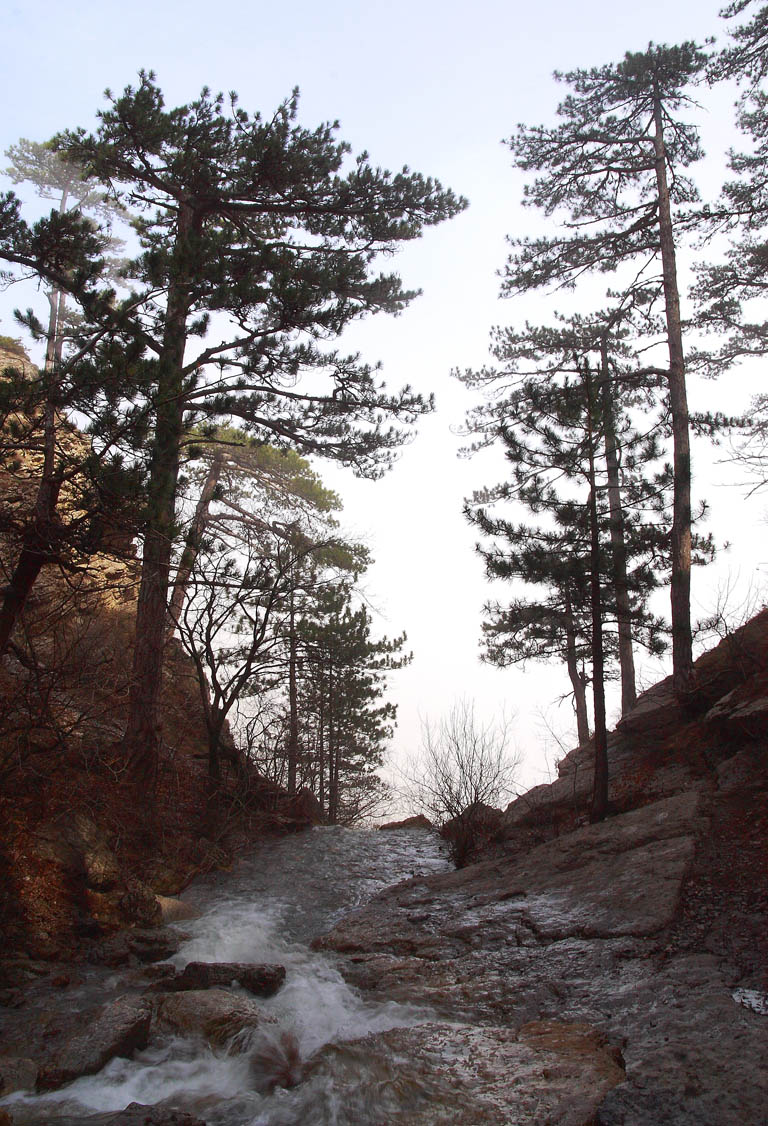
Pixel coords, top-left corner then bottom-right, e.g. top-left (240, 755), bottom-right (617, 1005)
top-left (283, 786), bottom-right (325, 825)
top-left (37, 995), bottom-right (152, 1090)
top-left (0, 1055), bottom-right (38, 1094)
top-left (311, 1020), bottom-right (624, 1124)
top-left (169, 960), bottom-right (285, 996)
top-left (119, 879), bottom-right (163, 927)
top-left (67, 813), bottom-right (122, 892)
top-left (155, 988), bottom-right (273, 1048)
top-left (616, 675), bottom-right (682, 736)
top-left (88, 926), bottom-right (183, 967)
top-left (379, 814), bottom-right (433, 831)
top-left (155, 895), bottom-right (199, 923)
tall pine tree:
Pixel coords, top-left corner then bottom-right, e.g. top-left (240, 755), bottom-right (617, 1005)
top-left (52, 73), bottom-right (465, 781)
top-left (504, 43), bottom-right (710, 694)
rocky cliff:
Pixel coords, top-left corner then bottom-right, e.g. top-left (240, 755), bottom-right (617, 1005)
top-left (315, 616), bottom-right (768, 1124)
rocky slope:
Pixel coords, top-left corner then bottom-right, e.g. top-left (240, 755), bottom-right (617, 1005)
top-left (315, 619), bottom-right (768, 1124)
top-left (0, 344), bottom-right (318, 964)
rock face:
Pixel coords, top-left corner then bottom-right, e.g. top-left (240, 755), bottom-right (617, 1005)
top-left (88, 926), bottom-right (184, 967)
top-left (37, 996), bottom-right (153, 1090)
top-left (315, 1020), bottom-right (625, 1124)
top-left (39, 1107), bottom-right (206, 1126)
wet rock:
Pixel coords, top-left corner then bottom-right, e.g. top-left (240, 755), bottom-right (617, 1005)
top-left (124, 962), bottom-right (178, 989)
top-left (319, 794), bottom-right (705, 967)
top-left (316, 786), bottom-right (768, 1124)
top-left (0, 1055), bottom-right (38, 1094)
top-left (167, 961), bottom-right (285, 996)
top-left (88, 926), bottom-right (183, 967)
top-left (155, 895), bottom-right (198, 923)
top-left (42, 1106), bottom-right (206, 1125)
top-left (155, 988), bottom-right (274, 1048)
top-left (248, 1028), bottom-right (305, 1092)
top-left (379, 814), bottom-right (433, 830)
top-left (37, 995), bottom-right (152, 1090)
top-left (314, 1020), bottom-right (624, 1124)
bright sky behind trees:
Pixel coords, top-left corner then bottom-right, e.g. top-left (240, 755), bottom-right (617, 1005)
top-left (1, 0), bottom-right (764, 792)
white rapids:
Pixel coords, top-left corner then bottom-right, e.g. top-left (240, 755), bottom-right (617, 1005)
top-left (3, 826), bottom-right (451, 1125)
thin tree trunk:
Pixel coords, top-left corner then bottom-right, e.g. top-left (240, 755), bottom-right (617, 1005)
top-left (318, 664), bottom-right (326, 815)
top-left (652, 93), bottom-right (693, 696)
top-left (564, 589), bottom-right (591, 746)
top-left (165, 450), bottom-right (223, 640)
top-left (584, 363), bottom-right (609, 823)
top-left (207, 714), bottom-right (223, 782)
top-left (599, 334), bottom-right (637, 714)
top-left (327, 663), bottom-right (337, 824)
top-left (286, 586), bottom-right (299, 795)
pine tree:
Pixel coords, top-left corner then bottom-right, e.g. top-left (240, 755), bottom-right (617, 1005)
top-left (166, 429), bottom-right (342, 642)
top-left (172, 444), bottom-right (352, 782)
top-left (49, 73), bottom-right (465, 781)
top-left (504, 43), bottom-right (710, 694)
top-left (296, 584), bottom-right (409, 823)
top-left (461, 312), bottom-right (672, 819)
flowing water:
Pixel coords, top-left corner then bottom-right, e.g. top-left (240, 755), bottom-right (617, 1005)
top-left (4, 826), bottom-right (451, 1125)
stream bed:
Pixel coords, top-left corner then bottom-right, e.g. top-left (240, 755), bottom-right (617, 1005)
top-left (2, 826), bottom-right (451, 1125)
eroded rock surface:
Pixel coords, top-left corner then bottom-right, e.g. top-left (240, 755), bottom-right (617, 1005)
top-left (306, 1019), bottom-right (624, 1125)
top-left (316, 790), bottom-right (768, 1124)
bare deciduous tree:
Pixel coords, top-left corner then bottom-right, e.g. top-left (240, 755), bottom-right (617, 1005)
top-left (404, 700), bottom-right (519, 866)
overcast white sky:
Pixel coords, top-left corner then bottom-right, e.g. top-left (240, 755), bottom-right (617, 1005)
top-left (2, 0), bottom-right (766, 793)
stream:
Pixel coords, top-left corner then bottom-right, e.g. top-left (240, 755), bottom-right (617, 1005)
top-left (3, 826), bottom-right (451, 1125)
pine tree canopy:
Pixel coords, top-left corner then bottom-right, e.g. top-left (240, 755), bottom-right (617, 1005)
top-left (50, 72), bottom-right (466, 474)
top-left (504, 43), bottom-right (709, 295)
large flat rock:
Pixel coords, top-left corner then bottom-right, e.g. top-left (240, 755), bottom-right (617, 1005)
top-left (315, 790), bottom-right (768, 1124)
top-left (318, 794), bottom-right (704, 966)
top-left (308, 1020), bottom-right (625, 1125)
